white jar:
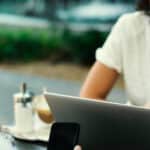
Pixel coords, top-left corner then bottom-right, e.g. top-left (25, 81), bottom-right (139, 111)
top-left (13, 83), bottom-right (34, 133)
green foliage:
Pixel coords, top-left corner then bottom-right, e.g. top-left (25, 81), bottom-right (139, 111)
top-left (0, 27), bottom-right (61, 61)
top-left (62, 29), bottom-right (108, 65)
top-left (0, 26), bottom-right (108, 65)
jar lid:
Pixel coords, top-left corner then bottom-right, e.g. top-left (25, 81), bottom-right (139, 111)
top-left (14, 83), bottom-right (34, 104)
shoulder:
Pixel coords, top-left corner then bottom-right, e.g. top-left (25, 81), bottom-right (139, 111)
top-left (120, 11), bottom-right (145, 24)
top-left (116, 11), bottom-right (145, 34)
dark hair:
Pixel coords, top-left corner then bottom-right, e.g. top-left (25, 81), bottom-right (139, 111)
top-left (137, 0), bottom-right (150, 14)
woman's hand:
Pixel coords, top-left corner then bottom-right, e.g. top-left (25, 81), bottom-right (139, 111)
top-left (74, 145), bottom-right (82, 150)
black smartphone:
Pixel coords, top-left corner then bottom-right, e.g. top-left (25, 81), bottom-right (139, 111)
top-left (47, 122), bottom-right (80, 150)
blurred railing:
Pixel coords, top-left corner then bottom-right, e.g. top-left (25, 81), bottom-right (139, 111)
top-left (0, 0), bottom-right (135, 17)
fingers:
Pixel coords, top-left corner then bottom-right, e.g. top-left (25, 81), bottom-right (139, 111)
top-left (74, 145), bottom-right (82, 150)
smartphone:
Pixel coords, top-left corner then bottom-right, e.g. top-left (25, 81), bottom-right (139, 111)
top-left (47, 122), bottom-right (80, 150)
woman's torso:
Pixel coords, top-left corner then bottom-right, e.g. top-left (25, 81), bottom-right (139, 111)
top-left (121, 11), bottom-right (150, 106)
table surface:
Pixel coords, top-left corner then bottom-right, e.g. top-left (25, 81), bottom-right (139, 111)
top-left (0, 70), bottom-right (126, 150)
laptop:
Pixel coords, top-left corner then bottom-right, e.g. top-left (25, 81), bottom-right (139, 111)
top-left (45, 92), bottom-right (150, 150)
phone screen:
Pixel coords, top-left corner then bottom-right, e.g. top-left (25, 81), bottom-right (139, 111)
top-left (47, 123), bottom-right (80, 150)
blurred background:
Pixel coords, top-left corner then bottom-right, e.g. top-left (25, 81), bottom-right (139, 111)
top-left (0, 0), bottom-right (135, 82)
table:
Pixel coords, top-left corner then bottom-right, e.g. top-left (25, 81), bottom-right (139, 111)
top-left (0, 70), bottom-right (126, 150)
top-left (0, 70), bottom-right (81, 150)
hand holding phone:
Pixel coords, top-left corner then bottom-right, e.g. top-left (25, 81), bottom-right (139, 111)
top-left (47, 122), bottom-right (80, 150)
top-left (74, 145), bottom-right (82, 150)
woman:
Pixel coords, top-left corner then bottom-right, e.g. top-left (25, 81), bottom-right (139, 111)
top-left (80, 0), bottom-right (150, 107)
top-left (39, 0), bottom-right (150, 123)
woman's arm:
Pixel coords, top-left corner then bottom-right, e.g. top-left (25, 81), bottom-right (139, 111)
top-left (80, 61), bottom-right (119, 100)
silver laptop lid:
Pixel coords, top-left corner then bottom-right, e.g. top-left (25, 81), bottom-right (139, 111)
top-left (45, 92), bottom-right (150, 150)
